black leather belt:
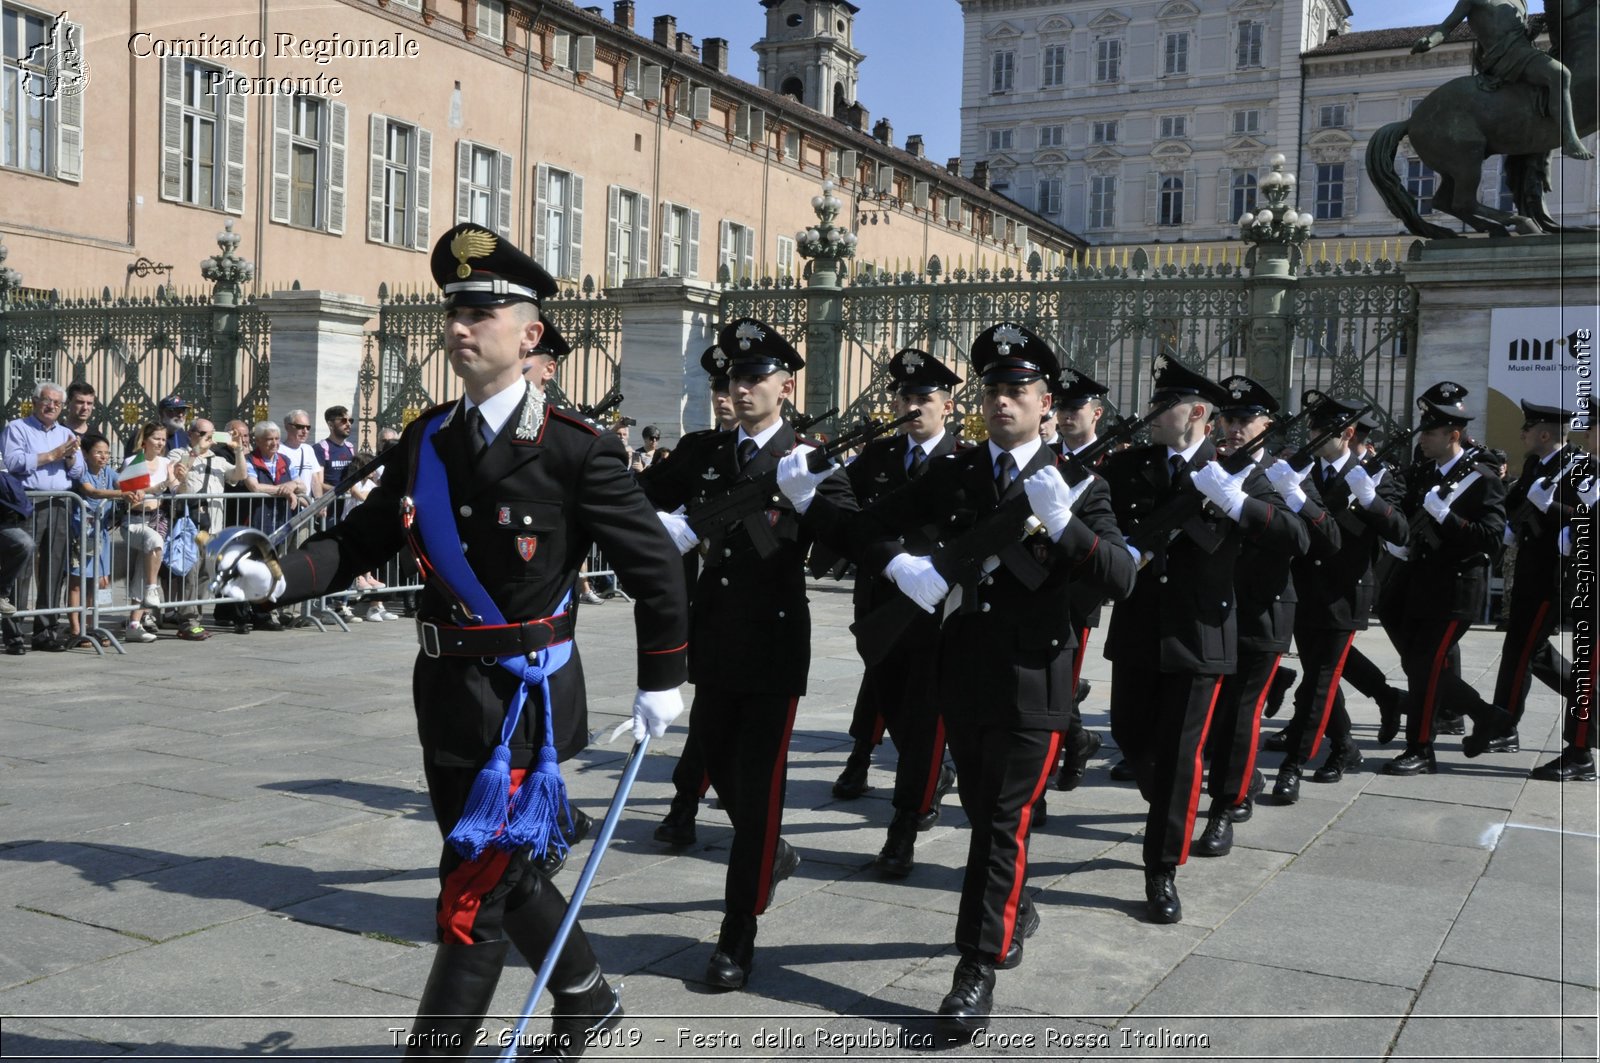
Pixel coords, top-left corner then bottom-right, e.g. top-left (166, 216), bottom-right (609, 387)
top-left (417, 611), bottom-right (575, 658)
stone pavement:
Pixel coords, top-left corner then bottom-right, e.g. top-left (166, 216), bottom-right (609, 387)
top-left (0, 582), bottom-right (1595, 1061)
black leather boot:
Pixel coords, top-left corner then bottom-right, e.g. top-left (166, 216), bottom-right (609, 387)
top-left (1264, 666), bottom-right (1297, 719)
top-left (1313, 739), bottom-right (1363, 783)
top-left (503, 870), bottom-right (604, 1003)
top-left (536, 808), bottom-right (593, 877)
top-left (997, 896), bottom-right (1040, 970)
top-left (1194, 804), bottom-right (1233, 857)
top-left (528, 967), bottom-right (623, 1061)
top-left (1531, 747), bottom-right (1597, 782)
top-left (1376, 685), bottom-right (1404, 744)
top-left (1383, 745), bottom-right (1437, 776)
top-left (936, 956), bottom-right (996, 1044)
top-left (915, 764), bottom-right (957, 830)
top-left (404, 939), bottom-right (509, 1058)
top-left (705, 912), bottom-right (756, 991)
top-left (1273, 760), bottom-right (1303, 805)
top-left (1463, 706), bottom-right (1514, 758)
top-left (1055, 730), bottom-right (1102, 792)
top-left (874, 812), bottom-right (918, 879)
top-left (832, 743), bottom-right (873, 799)
top-left (653, 792), bottom-right (698, 847)
top-left (1144, 864), bottom-right (1182, 924)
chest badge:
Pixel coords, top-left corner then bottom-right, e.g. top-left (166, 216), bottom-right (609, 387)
top-left (516, 535), bottom-right (537, 561)
top-left (701, 468), bottom-right (720, 481)
top-left (497, 506), bottom-right (512, 526)
top-left (874, 472), bottom-right (889, 483)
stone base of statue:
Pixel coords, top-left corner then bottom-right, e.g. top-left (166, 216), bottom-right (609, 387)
top-left (1405, 233), bottom-right (1600, 446)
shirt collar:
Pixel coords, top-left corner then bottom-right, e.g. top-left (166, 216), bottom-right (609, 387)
top-left (988, 435), bottom-right (1043, 471)
top-left (464, 380), bottom-right (529, 440)
top-left (736, 419), bottom-right (784, 450)
top-left (1068, 435), bottom-right (1099, 457)
top-left (1167, 438), bottom-right (1205, 466)
top-left (909, 429), bottom-right (946, 458)
top-left (1436, 450), bottom-right (1464, 477)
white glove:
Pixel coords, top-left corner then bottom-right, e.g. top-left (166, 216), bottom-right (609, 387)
top-left (776, 444), bottom-right (833, 514)
top-left (1022, 466), bottom-right (1089, 539)
top-left (884, 553), bottom-right (949, 613)
top-left (1265, 459), bottom-right (1310, 495)
top-left (630, 686), bottom-right (684, 741)
top-left (1560, 525), bottom-right (1573, 557)
top-left (1578, 475), bottom-right (1598, 509)
top-left (1382, 539), bottom-right (1411, 561)
top-left (1345, 465), bottom-right (1380, 508)
top-left (1527, 477), bottom-right (1558, 513)
top-left (220, 557), bottom-right (284, 603)
top-left (1192, 462), bottom-right (1250, 521)
top-left (656, 509), bottom-right (699, 555)
top-left (1503, 525), bottom-right (1517, 547)
top-left (1422, 486), bottom-right (1452, 524)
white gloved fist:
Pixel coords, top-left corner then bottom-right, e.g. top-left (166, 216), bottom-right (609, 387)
top-left (656, 509), bottom-right (699, 555)
top-left (1422, 486), bottom-right (1452, 524)
top-left (1560, 525), bottom-right (1573, 557)
top-left (1578, 475), bottom-right (1598, 509)
top-left (1192, 462), bottom-right (1250, 520)
top-left (1345, 464), bottom-right (1380, 508)
top-left (1022, 466), bottom-right (1089, 539)
top-left (1265, 459), bottom-right (1310, 494)
top-left (1503, 524), bottom-right (1517, 547)
top-left (1527, 476), bottom-right (1558, 513)
top-left (220, 558), bottom-right (284, 603)
top-left (884, 553), bottom-right (949, 614)
top-left (1382, 539), bottom-right (1410, 561)
top-left (630, 686), bottom-right (684, 741)
top-left (776, 444), bottom-right (832, 513)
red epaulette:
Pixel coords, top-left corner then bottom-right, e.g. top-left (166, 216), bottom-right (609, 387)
top-left (547, 406), bottom-right (602, 436)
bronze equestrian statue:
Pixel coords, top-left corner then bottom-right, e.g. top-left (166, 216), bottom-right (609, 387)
top-left (1367, 0), bottom-right (1596, 238)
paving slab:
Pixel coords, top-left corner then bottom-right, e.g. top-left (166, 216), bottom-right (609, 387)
top-left (1394, 962), bottom-right (1598, 1061)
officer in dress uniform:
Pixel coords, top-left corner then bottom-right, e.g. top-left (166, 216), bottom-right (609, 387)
top-left (1098, 357), bottom-right (1302, 924)
top-left (1194, 376), bottom-right (1321, 854)
top-left (830, 347), bottom-right (961, 877)
top-left (221, 224), bottom-right (689, 1059)
top-left (1383, 382), bottom-right (1513, 775)
top-left (640, 318), bottom-right (857, 991)
top-left (650, 346), bottom-right (739, 850)
top-left (1493, 400), bottom-right (1588, 751)
top-left (1275, 398), bottom-right (1406, 791)
top-left (1050, 365), bottom-right (1113, 791)
top-left (1533, 408), bottom-right (1597, 781)
top-left (780, 321), bottom-right (1135, 1043)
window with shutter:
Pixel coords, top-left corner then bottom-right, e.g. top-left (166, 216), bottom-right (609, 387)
top-left (477, 0), bottom-right (505, 43)
top-left (455, 141), bottom-right (507, 232)
top-left (54, 19), bottom-right (84, 182)
top-left (224, 84), bottom-right (247, 214)
top-left (162, 59), bottom-right (233, 209)
top-left (327, 102), bottom-right (347, 235)
top-left (287, 96), bottom-right (326, 228)
top-left (2, 6), bottom-right (53, 175)
top-left (412, 128), bottom-right (432, 250)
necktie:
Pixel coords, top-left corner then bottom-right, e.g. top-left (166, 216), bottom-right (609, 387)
top-left (464, 406), bottom-right (488, 460)
top-left (737, 437), bottom-right (759, 470)
top-left (1168, 454), bottom-right (1184, 484)
top-left (907, 444), bottom-right (926, 479)
top-left (995, 452), bottom-right (1016, 492)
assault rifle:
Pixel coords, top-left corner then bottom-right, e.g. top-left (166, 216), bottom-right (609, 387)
top-left (850, 396), bottom-right (1180, 665)
top-left (577, 387), bottom-right (624, 423)
top-left (1511, 448), bottom-right (1586, 534)
top-left (687, 411), bottom-right (917, 559)
top-left (1125, 396), bottom-right (1327, 557)
top-left (1361, 426), bottom-right (1424, 475)
top-left (790, 406), bottom-right (839, 435)
top-left (1406, 441), bottom-right (1487, 550)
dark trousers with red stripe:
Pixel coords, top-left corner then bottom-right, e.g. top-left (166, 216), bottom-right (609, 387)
top-left (1493, 594), bottom-right (1569, 725)
top-left (667, 727), bottom-right (712, 802)
top-left (1109, 662), bottom-right (1223, 868)
top-left (852, 642), bottom-right (947, 817)
top-left (941, 715), bottom-right (1060, 963)
top-left (1283, 627), bottom-right (1359, 763)
top-left (1207, 650), bottom-right (1279, 806)
top-left (690, 685), bottom-right (799, 917)
top-left (1396, 619), bottom-right (1490, 747)
top-left (1063, 627), bottom-right (1093, 747)
top-left (1340, 644), bottom-right (1389, 700)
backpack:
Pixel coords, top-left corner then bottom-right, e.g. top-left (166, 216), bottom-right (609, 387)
top-left (162, 515), bottom-right (200, 576)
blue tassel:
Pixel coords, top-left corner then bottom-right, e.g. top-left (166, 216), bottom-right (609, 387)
top-left (505, 744), bottom-right (570, 857)
top-left (447, 743), bottom-right (512, 861)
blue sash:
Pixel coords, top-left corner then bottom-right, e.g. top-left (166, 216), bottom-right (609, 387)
top-left (413, 407), bottom-right (573, 862)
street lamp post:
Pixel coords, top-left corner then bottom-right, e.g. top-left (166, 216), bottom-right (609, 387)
top-left (1237, 154), bottom-right (1314, 411)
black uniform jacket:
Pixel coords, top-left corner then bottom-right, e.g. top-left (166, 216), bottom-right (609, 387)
top-left (278, 390), bottom-right (690, 767)
top-left (1507, 445), bottom-right (1591, 611)
top-left (1099, 439), bottom-right (1306, 674)
top-left (637, 420), bottom-right (856, 696)
top-left (1060, 440), bottom-right (1114, 630)
top-left (1292, 450), bottom-right (1407, 632)
top-left (1233, 455), bottom-right (1335, 653)
top-left (1398, 453), bottom-right (1509, 622)
top-left (810, 442), bottom-right (1136, 731)
top-left (844, 430), bottom-right (959, 620)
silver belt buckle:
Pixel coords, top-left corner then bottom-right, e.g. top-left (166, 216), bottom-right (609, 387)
top-left (418, 621), bottom-right (442, 658)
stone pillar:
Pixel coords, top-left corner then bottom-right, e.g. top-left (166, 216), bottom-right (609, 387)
top-left (258, 290), bottom-right (377, 429)
top-left (1244, 243), bottom-right (1297, 406)
top-left (610, 277), bottom-right (721, 444)
top-left (803, 272), bottom-right (844, 433)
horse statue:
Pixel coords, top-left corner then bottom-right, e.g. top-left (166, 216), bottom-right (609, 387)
top-left (1367, 0), bottom-right (1596, 238)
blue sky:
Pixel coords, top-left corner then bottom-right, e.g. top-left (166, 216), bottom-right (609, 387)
top-left (625, 1), bottom-right (1464, 163)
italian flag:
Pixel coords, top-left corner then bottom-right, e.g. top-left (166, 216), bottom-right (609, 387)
top-left (118, 452), bottom-right (152, 491)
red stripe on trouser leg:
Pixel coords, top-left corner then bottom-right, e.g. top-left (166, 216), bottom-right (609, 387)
top-left (751, 696), bottom-right (800, 916)
top-left (438, 767), bottom-right (526, 945)
top-left (1071, 628), bottom-right (1091, 687)
top-left (1308, 633), bottom-right (1357, 761)
top-left (697, 770), bottom-right (711, 798)
top-left (1232, 656), bottom-right (1280, 806)
top-left (918, 715), bottom-right (949, 814)
top-left (1418, 621), bottom-right (1461, 745)
top-left (870, 713), bottom-right (887, 745)
top-left (1507, 601), bottom-right (1552, 721)
top-left (1179, 678), bottom-right (1225, 865)
top-left (994, 731), bottom-right (1062, 964)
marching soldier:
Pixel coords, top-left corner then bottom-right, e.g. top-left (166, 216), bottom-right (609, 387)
top-left (1276, 399), bottom-right (1407, 794)
top-left (651, 346), bottom-right (739, 849)
top-left (833, 348), bottom-right (961, 878)
top-left (1494, 400), bottom-right (1587, 750)
top-left (1383, 382), bottom-right (1513, 774)
top-left (1197, 377), bottom-right (1322, 852)
top-left (220, 225), bottom-right (689, 1058)
top-left (780, 321), bottom-right (1134, 1043)
top-left (640, 318), bottom-right (856, 991)
top-left (1099, 357), bottom-right (1302, 922)
top-left (1531, 407), bottom-right (1597, 781)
